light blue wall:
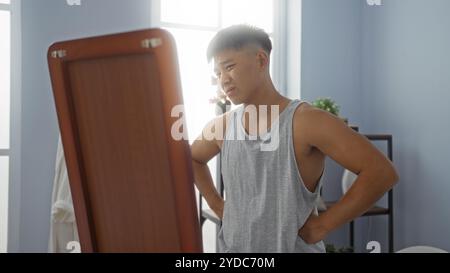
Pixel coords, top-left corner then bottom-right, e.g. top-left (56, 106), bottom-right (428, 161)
top-left (303, 0), bottom-right (450, 252)
top-left (362, 0), bottom-right (450, 252)
top-left (301, 0), bottom-right (363, 249)
top-left (18, 0), bottom-right (152, 252)
top-left (302, 0), bottom-right (363, 125)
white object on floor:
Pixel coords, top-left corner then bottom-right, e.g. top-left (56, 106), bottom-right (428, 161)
top-left (396, 246), bottom-right (448, 253)
top-left (48, 135), bottom-right (79, 253)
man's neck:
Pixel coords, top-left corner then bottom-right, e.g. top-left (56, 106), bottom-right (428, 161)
top-left (243, 87), bottom-right (291, 116)
top-left (241, 84), bottom-right (292, 136)
top-left (243, 81), bottom-right (290, 109)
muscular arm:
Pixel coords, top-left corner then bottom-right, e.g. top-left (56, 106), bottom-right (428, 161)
top-left (190, 115), bottom-right (227, 219)
top-left (297, 107), bottom-right (399, 244)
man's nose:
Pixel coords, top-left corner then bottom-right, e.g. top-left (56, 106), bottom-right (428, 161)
top-left (220, 73), bottom-right (231, 87)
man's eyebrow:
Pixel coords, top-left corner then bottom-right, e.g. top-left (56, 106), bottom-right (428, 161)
top-left (219, 59), bottom-right (234, 66)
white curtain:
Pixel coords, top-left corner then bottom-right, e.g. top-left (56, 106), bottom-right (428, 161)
top-left (48, 135), bottom-right (79, 253)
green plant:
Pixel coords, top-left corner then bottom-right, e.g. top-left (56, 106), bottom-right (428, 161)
top-left (312, 97), bottom-right (340, 116)
top-left (326, 244), bottom-right (354, 253)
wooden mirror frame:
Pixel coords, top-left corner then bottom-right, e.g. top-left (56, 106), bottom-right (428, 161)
top-left (48, 29), bottom-right (202, 253)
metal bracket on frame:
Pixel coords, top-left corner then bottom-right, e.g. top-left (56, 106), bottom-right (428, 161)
top-left (51, 49), bottom-right (67, 59)
top-left (141, 38), bottom-right (163, 49)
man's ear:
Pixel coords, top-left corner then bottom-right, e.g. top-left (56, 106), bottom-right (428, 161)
top-left (256, 50), bottom-right (269, 71)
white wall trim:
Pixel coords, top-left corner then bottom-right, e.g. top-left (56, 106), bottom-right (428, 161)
top-left (8, 0), bottom-right (22, 253)
top-left (272, 0), bottom-right (287, 94)
top-left (286, 0), bottom-right (302, 99)
top-left (150, 0), bottom-right (161, 28)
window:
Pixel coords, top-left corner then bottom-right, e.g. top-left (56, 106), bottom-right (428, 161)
top-left (150, 0), bottom-right (303, 253)
top-left (152, 0), bottom-right (279, 144)
top-left (0, 0), bottom-right (11, 253)
top-left (0, 0), bottom-right (20, 253)
top-left (151, 0), bottom-right (285, 252)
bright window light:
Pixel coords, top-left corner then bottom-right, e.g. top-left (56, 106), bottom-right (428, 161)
top-left (0, 10), bottom-right (10, 149)
top-left (0, 2), bottom-right (11, 254)
top-left (0, 156), bottom-right (9, 253)
top-left (222, 0), bottom-right (274, 33)
top-left (161, 0), bottom-right (219, 27)
top-left (165, 27), bottom-right (216, 143)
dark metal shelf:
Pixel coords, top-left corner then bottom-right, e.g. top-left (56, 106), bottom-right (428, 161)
top-left (319, 201), bottom-right (390, 216)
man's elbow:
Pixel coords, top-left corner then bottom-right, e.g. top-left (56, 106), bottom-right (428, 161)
top-left (190, 151), bottom-right (208, 166)
top-left (369, 160), bottom-right (399, 189)
top-left (190, 145), bottom-right (202, 164)
top-left (384, 164), bottom-right (400, 188)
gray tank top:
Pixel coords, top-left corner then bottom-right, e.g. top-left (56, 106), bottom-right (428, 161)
top-left (218, 99), bottom-right (326, 253)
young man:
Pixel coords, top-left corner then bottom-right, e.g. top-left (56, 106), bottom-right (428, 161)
top-left (190, 25), bottom-right (399, 253)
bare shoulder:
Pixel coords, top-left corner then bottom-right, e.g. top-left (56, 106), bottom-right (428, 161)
top-left (293, 101), bottom-right (333, 120)
top-left (292, 101), bottom-right (324, 134)
top-left (292, 102), bottom-right (320, 152)
top-left (293, 101), bottom-right (315, 117)
top-left (292, 101), bottom-right (349, 149)
top-left (190, 110), bottom-right (234, 164)
top-left (293, 101), bottom-right (344, 131)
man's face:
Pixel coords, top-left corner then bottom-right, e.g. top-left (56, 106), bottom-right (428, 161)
top-left (213, 46), bottom-right (265, 105)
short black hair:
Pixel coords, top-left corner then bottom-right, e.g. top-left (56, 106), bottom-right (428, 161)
top-left (206, 24), bottom-right (272, 63)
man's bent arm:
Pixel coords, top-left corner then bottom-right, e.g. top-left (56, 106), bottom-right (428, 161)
top-left (190, 117), bottom-right (226, 219)
top-left (298, 108), bottom-right (399, 243)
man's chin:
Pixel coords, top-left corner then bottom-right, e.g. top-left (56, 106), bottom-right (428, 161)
top-left (228, 97), bottom-right (244, 105)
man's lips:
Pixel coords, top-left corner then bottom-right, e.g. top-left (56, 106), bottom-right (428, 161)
top-left (225, 87), bottom-right (236, 96)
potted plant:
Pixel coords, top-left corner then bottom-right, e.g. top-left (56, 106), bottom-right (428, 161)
top-left (312, 97), bottom-right (348, 124)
